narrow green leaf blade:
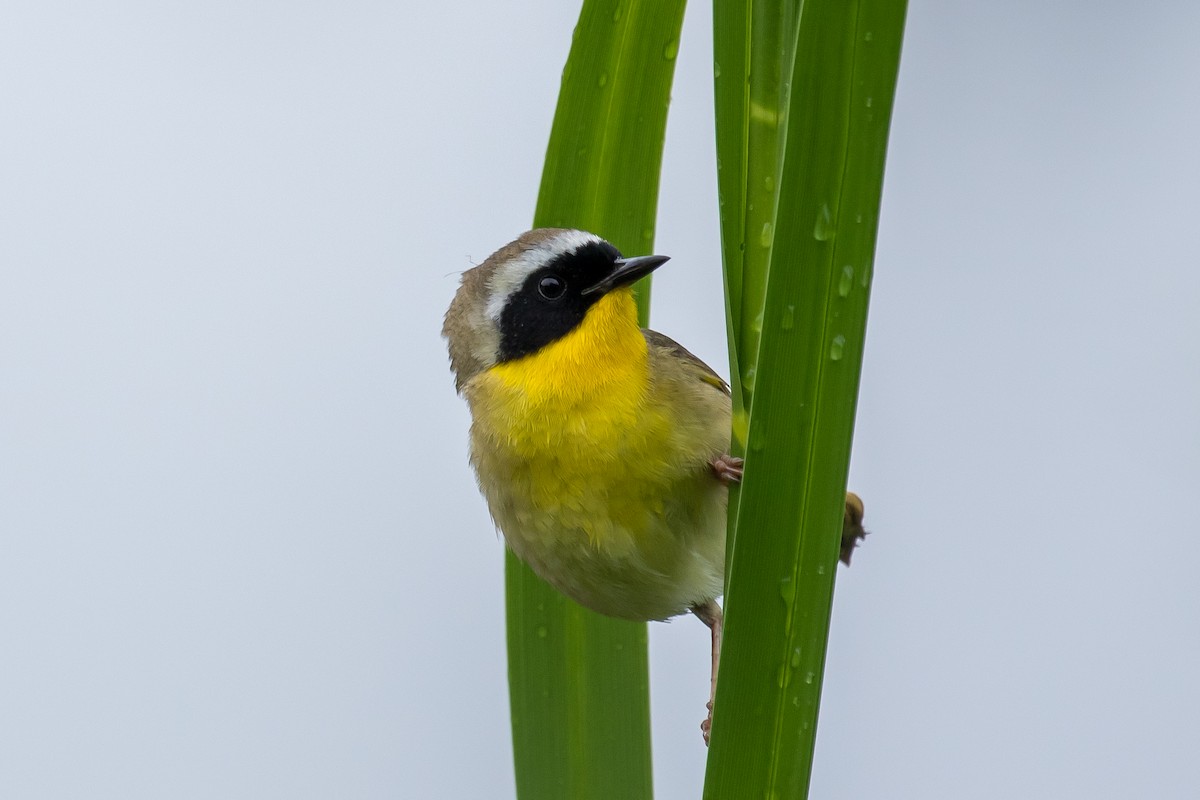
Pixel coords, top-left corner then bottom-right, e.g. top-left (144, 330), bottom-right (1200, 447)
top-left (534, 0), bottom-right (687, 323)
top-left (506, 558), bottom-right (652, 799)
top-left (705, 0), bottom-right (906, 797)
top-left (507, 2), bottom-right (686, 798)
top-left (713, 0), bottom-right (803, 420)
top-left (713, 0), bottom-right (803, 567)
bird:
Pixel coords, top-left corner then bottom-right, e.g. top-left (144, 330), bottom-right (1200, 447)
top-left (443, 228), bottom-right (865, 742)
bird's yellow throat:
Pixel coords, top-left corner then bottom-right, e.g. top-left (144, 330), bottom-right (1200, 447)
top-left (487, 288), bottom-right (647, 405)
top-left (477, 289), bottom-right (649, 455)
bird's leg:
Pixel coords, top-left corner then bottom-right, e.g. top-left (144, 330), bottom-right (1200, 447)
top-left (841, 492), bottom-right (867, 565)
top-left (691, 599), bottom-right (723, 746)
top-left (709, 454), bottom-right (743, 485)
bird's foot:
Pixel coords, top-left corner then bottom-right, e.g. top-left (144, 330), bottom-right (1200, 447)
top-left (701, 700), bottom-right (714, 746)
top-left (709, 454), bottom-right (744, 485)
top-left (841, 491), bottom-right (867, 565)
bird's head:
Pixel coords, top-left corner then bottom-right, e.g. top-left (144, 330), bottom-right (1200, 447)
top-left (442, 229), bottom-right (669, 392)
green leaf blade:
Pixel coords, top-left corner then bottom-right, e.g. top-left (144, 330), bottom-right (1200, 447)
top-left (506, 559), bottom-right (652, 799)
top-left (704, 0), bottom-right (906, 797)
top-left (506, 2), bottom-right (686, 798)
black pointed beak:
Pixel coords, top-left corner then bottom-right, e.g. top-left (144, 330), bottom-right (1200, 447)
top-left (581, 254), bottom-right (671, 296)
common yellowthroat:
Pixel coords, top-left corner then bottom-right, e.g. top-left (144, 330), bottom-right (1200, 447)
top-left (443, 229), bottom-right (865, 740)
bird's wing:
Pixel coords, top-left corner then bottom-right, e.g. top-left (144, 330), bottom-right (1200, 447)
top-left (643, 329), bottom-right (731, 397)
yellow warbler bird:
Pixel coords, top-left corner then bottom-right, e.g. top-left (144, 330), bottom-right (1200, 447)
top-left (443, 228), bottom-right (864, 740)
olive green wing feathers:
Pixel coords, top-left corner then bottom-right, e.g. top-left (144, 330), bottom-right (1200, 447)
top-left (643, 329), bottom-right (731, 397)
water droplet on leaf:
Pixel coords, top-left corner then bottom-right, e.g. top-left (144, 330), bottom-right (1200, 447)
top-left (813, 203), bottom-right (835, 241)
top-left (829, 334), bottom-right (845, 361)
top-left (838, 265), bottom-right (854, 297)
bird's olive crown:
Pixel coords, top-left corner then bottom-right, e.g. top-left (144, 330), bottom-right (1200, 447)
top-left (443, 229), bottom-right (620, 391)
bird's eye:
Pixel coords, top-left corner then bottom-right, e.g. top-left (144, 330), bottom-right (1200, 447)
top-left (538, 275), bottom-right (566, 300)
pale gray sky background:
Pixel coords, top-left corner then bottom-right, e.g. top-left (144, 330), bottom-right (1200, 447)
top-left (3, 1), bottom-right (1199, 798)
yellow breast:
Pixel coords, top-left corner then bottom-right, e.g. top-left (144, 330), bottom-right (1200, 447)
top-left (466, 289), bottom-right (674, 546)
top-left (462, 288), bottom-right (727, 619)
